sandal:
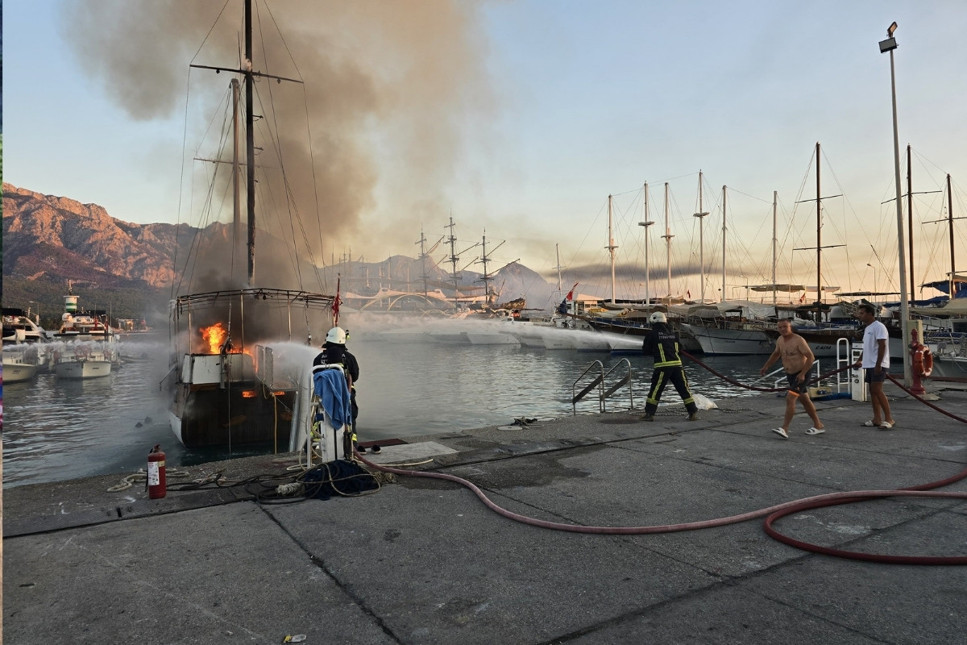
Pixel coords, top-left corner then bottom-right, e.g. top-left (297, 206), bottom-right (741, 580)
top-left (879, 421), bottom-right (895, 430)
top-left (861, 420), bottom-right (878, 427)
top-left (805, 427), bottom-right (825, 435)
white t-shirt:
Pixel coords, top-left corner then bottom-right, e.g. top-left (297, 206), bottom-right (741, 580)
top-left (861, 320), bottom-right (890, 368)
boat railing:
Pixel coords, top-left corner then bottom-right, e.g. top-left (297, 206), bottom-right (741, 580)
top-left (572, 360), bottom-right (604, 414)
top-left (571, 358), bottom-right (635, 414)
top-left (835, 337), bottom-right (852, 394)
top-left (602, 358), bottom-right (634, 411)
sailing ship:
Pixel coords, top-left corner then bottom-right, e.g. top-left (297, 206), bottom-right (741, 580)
top-left (165, 0), bottom-right (336, 449)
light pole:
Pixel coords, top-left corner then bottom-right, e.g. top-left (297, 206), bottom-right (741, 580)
top-left (879, 21), bottom-right (911, 385)
top-left (866, 263), bottom-right (876, 298)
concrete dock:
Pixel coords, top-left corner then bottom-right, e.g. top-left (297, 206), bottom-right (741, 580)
top-left (4, 383), bottom-right (967, 644)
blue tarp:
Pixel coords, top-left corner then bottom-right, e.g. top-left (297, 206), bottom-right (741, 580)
top-left (312, 368), bottom-right (352, 429)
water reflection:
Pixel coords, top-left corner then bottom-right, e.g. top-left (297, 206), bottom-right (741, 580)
top-left (3, 325), bottom-right (769, 487)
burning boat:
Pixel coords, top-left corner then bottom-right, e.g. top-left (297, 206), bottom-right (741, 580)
top-left (167, 289), bottom-right (333, 449)
top-left (165, 1), bottom-right (337, 451)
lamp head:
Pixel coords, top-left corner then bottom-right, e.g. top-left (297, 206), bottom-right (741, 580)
top-left (888, 21), bottom-right (897, 37)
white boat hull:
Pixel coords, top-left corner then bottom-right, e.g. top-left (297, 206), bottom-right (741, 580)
top-left (3, 361), bottom-right (39, 383)
top-left (53, 359), bottom-right (112, 379)
top-left (680, 323), bottom-right (773, 355)
top-left (930, 354), bottom-right (967, 378)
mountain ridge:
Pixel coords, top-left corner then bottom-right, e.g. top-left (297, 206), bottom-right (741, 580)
top-left (2, 183), bottom-right (559, 324)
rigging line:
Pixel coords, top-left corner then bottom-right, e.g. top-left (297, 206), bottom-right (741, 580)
top-left (262, 1), bottom-right (306, 83)
top-left (253, 69), bottom-right (308, 290)
top-left (173, 65), bottom-right (199, 300)
top-left (189, 0), bottom-right (232, 66)
top-left (720, 185), bottom-right (773, 204)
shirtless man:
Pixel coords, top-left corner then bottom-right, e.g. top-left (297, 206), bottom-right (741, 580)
top-left (759, 319), bottom-right (825, 439)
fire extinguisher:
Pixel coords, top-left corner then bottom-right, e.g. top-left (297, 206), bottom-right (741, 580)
top-left (147, 444), bottom-right (167, 499)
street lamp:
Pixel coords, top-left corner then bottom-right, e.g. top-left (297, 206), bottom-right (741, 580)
top-left (866, 263), bottom-right (876, 298)
top-left (879, 20), bottom-right (911, 385)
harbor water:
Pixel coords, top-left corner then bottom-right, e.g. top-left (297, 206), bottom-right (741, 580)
top-left (1, 321), bottom-right (772, 488)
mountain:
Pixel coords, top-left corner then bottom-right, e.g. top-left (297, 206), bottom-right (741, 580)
top-left (2, 183), bottom-right (560, 325)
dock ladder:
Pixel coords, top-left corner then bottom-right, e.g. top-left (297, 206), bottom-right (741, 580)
top-left (571, 358), bottom-right (634, 414)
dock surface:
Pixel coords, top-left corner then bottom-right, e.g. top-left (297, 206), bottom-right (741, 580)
top-left (4, 384), bottom-right (967, 644)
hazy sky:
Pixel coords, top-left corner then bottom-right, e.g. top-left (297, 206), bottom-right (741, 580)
top-left (5, 0), bottom-right (966, 301)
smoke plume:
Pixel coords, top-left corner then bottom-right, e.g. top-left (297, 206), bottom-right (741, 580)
top-left (62, 0), bottom-right (494, 293)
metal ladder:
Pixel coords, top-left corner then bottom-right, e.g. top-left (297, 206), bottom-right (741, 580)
top-left (571, 358), bottom-right (634, 414)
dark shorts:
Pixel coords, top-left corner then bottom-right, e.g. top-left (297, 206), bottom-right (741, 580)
top-left (785, 372), bottom-right (808, 396)
top-left (864, 368), bottom-right (888, 383)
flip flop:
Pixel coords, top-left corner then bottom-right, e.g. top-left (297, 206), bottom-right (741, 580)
top-left (805, 427), bottom-right (825, 435)
top-left (879, 421), bottom-right (895, 430)
top-left (772, 427), bottom-right (789, 439)
top-left (861, 420), bottom-right (877, 427)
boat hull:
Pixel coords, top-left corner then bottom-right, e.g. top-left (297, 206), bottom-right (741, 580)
top-left (3, 361), bottom-right (39, 383)
top-left (53, 360), bottom-right (112, 379)
top-left (171, 382), bottom-right (297, 448)
top-left (680, 323), bottom-right (773, 355)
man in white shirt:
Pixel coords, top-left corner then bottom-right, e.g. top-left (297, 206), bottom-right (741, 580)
top-left (851, 303), bottom-right (896, 429)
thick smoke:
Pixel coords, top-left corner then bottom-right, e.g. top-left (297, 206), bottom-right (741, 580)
top-left (62, 0), bottom-right (493, 293)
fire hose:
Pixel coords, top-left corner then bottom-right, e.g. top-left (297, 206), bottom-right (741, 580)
top-left (354, 355), bottom-right (967, 564)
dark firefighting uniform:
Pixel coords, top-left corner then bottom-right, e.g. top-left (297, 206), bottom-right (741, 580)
top-left (642, 322), bottom-right (698, 417)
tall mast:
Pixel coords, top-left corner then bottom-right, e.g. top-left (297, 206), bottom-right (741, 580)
top-left (416, 227), bottom-right (429, 296)
top-left (480, 231), bottom-right (491, 307)
top-left (793, 143), bottom-right (843, 320)
top-left (607, 194), bottom-right (618, 304)
top-left (948, 174), bottom-right (957, 298)
top-left (693, 171), bottom-right (709, 303)
top-left (926, 174), bottom-right (964, 301)
top-left (446, 215), bottom-right (459, 309)
top-left (244, 0), bottom-right (256, 284)
top-left (555, 243), bottom-right (563, 292)
top-left (772, 190), bottom-right (778, 306)
top-left (476, 231), bottom-right (504, 308)
top-left (815, 141), bottom-right (822, 317)
top-left (639, 182), bottom-right (653, 305)
top-left (721, 185), bottom-right (727, 301)
top-left (907, 144), bottom-right (915, 298)
top-left (231, 79), bottom-right (242, 256)
top-left (662, 183), bottom-right (673, 301)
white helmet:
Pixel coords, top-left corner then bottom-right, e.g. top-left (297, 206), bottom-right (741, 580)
top-left (326, 326), bottom-right (347, 345)
top-left (649, 312), bottom-right (667, 324)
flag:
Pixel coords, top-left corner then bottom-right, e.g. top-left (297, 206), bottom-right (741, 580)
top-left (565, 282), bottom-right (578, 302)
top-left (799, 292), bottom-right (806, 304)
top-left (333, 276), bottom-right (342, 325)
top-left (687, 290), bottom-right (691, 299)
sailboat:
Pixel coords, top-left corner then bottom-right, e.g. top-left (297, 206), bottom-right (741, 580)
top-left (165, 0), bottom-right (336, 449)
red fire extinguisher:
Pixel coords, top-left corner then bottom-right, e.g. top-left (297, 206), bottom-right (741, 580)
top-left (147, 444), bottom-right (167, 499)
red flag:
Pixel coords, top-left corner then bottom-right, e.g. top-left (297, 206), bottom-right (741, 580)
top-left (333, 276), bottom-right (342, 325)
top-left (687, 290), bottom-right (691, 299)
top-left (565, 282), bottom-right (578, 302)
top-left (799, 292), bottom-right (806, 304)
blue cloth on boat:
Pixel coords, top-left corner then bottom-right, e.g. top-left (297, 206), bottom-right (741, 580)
top-left (313, 367), bottom-right (352, 428)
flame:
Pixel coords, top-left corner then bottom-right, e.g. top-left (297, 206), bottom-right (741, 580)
top-left (200, 323), bottom-right (229, 354)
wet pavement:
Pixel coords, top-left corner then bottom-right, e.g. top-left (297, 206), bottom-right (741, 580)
top-left (3, 380), bottom-right (967, 644)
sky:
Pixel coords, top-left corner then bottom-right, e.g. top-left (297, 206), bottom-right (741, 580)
top-left (4, 0), bottom-right (967, 303)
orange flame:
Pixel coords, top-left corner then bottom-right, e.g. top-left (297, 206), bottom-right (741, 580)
top-left (200, 323), bottom-right (228, 354)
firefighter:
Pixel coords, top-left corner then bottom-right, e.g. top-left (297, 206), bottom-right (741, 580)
top-left (641, 312), bottom-right (700, 422)
top-left (313, 326), bottom-right (378, 453)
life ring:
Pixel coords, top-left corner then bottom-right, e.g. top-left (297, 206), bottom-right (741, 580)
top-left (912, 345), bottom-right (933, 377)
